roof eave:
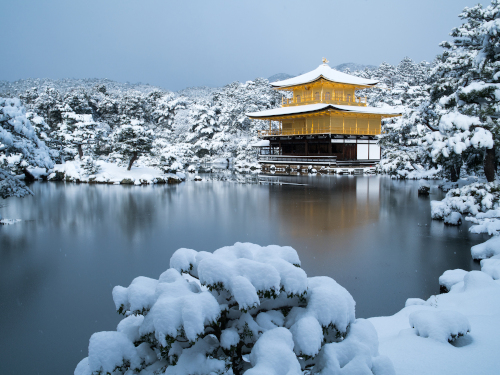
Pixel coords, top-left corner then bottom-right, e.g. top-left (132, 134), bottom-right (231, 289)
top-left (271, 75), bottom-right (379, 89)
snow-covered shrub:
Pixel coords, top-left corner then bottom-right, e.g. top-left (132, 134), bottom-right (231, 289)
top-left (76, 243), bottom-right (394, 375)
top-left (431, 182), bottom-right (500, 220)
top-left (409, 310), bottom-right (470, 343)
top-left (81, 156), bottom-right (101, 175)
top-left (463, 208), bottom-right (500, 235)
top-left (418, 180), bottom-right (430, 195)
top-left (444, 212), bottom-right (462, 226)
top-left (376, 148), bottom-right (440, 179)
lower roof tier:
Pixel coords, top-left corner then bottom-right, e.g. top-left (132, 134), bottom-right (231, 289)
top-left (246, 103), bottom-right (401, 120)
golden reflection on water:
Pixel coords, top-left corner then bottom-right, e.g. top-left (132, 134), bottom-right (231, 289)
top-left (269, 177), bottom-right (380, 238)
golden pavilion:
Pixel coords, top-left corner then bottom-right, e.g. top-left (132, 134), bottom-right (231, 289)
top-left (246, 59), bottom-right (401, 167)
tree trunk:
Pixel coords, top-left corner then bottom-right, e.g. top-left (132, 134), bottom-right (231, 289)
top-left (484, 145), bottom-right (496, 182)
top-left (450, 164), bottom-right (460, 182)
top-left (127, 151), bottom-right (138, 171)
top-left (77, 144), bottom-right (83, 159)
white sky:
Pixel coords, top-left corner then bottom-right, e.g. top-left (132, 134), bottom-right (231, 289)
top-left (0, 0), bottom-right (480, 91)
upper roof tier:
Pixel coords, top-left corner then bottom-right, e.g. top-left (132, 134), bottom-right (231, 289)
top-left (271, 63), bottom-right (379, 89)
top-left (247, 103), bottom-right (402, 119)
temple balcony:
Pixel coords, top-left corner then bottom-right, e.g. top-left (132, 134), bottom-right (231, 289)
top-left (282, 95), bottom-right (367, 107)
top-left (258, 126), bottom-right (379, 137)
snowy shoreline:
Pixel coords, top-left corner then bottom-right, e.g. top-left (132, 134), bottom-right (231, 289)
top-left (369, 247), bottom-right (500, 374)
top-left (26, 160), bottom-right (186, 185)
top-left (367, 181), bottom-right (500, 374)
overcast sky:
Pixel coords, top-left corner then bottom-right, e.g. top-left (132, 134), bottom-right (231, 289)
top-left (1, 0), bottom-right (480, 91)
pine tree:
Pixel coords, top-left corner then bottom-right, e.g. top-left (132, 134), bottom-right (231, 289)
top-left (422, 1), bottom-right (500, 181)
top-left (0, 98), bottom-right (53, 198)
top-left (113, 122), bottom-right (154, 170)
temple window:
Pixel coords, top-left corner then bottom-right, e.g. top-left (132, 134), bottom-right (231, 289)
top-left (315, 92), bottom-right (320, 101)
top-left (296, 95), bottom-right (301, 103)
top-left (325, 92), bottom-right (331, 101)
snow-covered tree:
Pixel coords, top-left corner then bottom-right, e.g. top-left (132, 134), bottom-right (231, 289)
top-left (421, 0), bottom-right (500, 181)
top-left (2, 75), bottom-right (283, 170)
top-left (0, 97), bottom-right (55, 218)
top-left (113, 121), bottom-right (154, 170)
top-left (349, 58), bottom-right (434, 178)
top-left (1, 98), bottom-right (53, 170)
top-left (75, 243), bottom-right (394, 375)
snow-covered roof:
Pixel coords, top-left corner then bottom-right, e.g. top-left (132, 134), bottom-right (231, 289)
top-left (271, 64), bottom-right (379, 88)
top-left (247, 103), bottom-right (401, 119)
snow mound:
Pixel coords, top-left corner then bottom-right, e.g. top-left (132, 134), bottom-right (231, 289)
top-left (471, 236), bottom-right (500, 259)
top-left (439, 269), bottom-right (468, 293)
top-left (409, 310), bottom-right (470, 343)
top-left (480, 256), bottom-right (500, 280)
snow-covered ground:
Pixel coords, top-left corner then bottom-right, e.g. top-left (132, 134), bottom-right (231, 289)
top-left (370, 265), bottom-right (500, 375)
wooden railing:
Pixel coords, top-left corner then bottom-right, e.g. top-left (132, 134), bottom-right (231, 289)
top-left (258, 126), bottom-right (379, 137)
top-left (282, 95), bottom-right (367, 107)
top-left (258, 155), bottom-right (338, 165)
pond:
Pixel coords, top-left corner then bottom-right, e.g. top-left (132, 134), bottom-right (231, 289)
top-left (0, 175), bottom-right (487, 375)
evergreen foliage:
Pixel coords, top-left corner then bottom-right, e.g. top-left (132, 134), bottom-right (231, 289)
top-left (420, 1), bottom-right (500, 181)
top-left (75, 244), bottom-right (394, 375)
top-left (0, 98), bottom-right (53, 198)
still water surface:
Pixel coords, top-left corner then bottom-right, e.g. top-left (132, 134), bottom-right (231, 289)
top-left (0, 175), bottom-right (487, 375)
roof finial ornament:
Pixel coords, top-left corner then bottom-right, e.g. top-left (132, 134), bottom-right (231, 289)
top-left (322, 57), bottom-right (329, 65)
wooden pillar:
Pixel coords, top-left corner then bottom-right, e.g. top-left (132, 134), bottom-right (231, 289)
top-left (305, 139), bottom-right (308, 156)
top-left (269, 120), bottom-right (271, 133)
top-left (279, 138), bottom-right (282, 155)
top-left (328, 136), bottom-right (332, 155)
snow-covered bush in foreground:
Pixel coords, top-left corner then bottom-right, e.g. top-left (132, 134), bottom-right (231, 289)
top-left (75, 243), bottom-right (394, 375)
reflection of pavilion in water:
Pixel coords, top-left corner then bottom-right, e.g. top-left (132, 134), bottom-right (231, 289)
top-left (269, 177), bottom-right (380, 237)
